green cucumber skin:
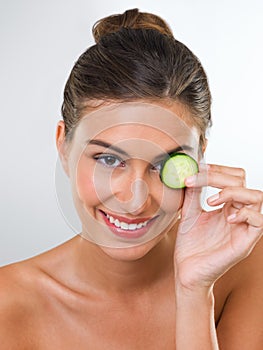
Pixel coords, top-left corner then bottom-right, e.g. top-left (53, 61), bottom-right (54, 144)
top-left (160, 153), bottom-right (198, 189)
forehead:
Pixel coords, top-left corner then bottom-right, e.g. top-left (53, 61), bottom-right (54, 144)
top-left (72, 102), bottom-right (200, 157)
top-left (95, 123), bottom-right (175, 144)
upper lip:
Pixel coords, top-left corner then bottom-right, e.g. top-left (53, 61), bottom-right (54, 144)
top-left (99, 209), bottom-right (156, 224)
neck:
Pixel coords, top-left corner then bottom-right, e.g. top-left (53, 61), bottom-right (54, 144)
top-left (71, 229), bottom-right (176, 295)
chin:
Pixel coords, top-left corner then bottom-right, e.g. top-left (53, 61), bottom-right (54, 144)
top-left (98, 233), bottom-right (166, 262)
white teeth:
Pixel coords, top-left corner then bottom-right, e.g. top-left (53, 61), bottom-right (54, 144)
top-left (120, 222), bottom-right (129, 230)
top-left (128, 223), bottom-right (137, 230)
top-left (114, 219), bottom-right (121, 228)
top-left (106, 213), bottom-right (150, 230)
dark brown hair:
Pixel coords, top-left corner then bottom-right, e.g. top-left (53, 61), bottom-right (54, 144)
top-left (61, 8), bottom-right (212, 146)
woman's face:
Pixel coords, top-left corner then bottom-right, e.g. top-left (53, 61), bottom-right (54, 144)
top-left (59, 101), bottom-right (201, 260)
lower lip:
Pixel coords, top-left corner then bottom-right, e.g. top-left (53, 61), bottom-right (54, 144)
top-left (99, 211), bottom-right (158, 239)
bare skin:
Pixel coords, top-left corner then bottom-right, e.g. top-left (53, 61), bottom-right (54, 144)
top-left (0, 232), bottom-right (262, 350)
top-left (1, 102), bottom-right (262, 349)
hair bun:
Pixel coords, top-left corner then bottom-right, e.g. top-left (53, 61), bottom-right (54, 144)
top-left (92, 8), bottom-right (174, 43)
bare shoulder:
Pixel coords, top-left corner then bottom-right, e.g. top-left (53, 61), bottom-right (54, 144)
top-left (0, 239), bottom-right (75, 349)
top-left (0, 260), bottom-right (42, 349)
top-left (216, 237), bottom-right (263, 349)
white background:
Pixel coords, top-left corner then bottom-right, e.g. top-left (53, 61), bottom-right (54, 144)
top-left (0, 0), bottom-right (262, 266)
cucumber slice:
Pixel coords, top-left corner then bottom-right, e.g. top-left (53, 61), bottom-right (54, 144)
top-left (160, 153), bottom-right (198, 189)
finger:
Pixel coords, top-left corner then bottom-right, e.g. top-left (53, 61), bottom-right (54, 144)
top-left (208, 164), bottom-right (246, 187)
top-left (180, 186), bottom-right (203, 233)
top-left (230, 202), bottom-right (244, 210)
top-left (185, 163), bottom-right (246, 188)
top-left (207, 188), bottom-right (263, 211)
top-left (227, 208), bottom-right (263, 258)
top-left (208, 164), bottom-right (246, 179)
top-left (182, 186), bottom-right (203, 217)
top-left (185, 171), bottom-right (245, 189)
top-left (227, 206), bottom-right (263, 229)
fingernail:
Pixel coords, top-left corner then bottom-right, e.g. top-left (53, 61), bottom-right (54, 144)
top-left (227, 213), bottom-right (237, 222)
top-left (185, 175), bottom-right (196, 186)
top-left (208, 193), bottom-right (219, 203)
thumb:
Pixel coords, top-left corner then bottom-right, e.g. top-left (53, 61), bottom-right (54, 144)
top-left (179, 163), bottom-right (209, 233)
top-left (179, 185), bottom-right (203, 233)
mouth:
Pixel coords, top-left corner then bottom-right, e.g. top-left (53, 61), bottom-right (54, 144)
top-left (98, 209), bottom-right (159, 238)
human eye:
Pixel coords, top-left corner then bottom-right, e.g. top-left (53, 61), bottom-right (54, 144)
top-left (150, 160), bottom-right (163, 173)
top-left (150, 152), bottom-right (187, 174)
top-left (93, 153), bottom-right (125, 168)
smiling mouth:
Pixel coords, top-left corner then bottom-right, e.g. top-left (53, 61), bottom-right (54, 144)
top-left (99, 210), bottom-right (158, 232)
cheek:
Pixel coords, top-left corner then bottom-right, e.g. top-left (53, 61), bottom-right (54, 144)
top-left (76, 167), bottom-right (98, 204)
top-left (160, 188), bottom-right (185, 213)
top-left (76, 159), bottom-right (114, 205)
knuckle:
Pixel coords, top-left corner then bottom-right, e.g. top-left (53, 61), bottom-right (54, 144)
top-left (253, 189), bottom-right (263, 204)
top-left (218, 187), bottom-right (228, 199)
top-left (235, 168), bottom-right (246, 186)
top-left (239, 206), bottom-right (248, 215)
top-left (237, 178), bottom-right (245, 187)
top-left (223, 187), bottom-right (237, 199)
top-left (237, 167), bottom-right (246, 179)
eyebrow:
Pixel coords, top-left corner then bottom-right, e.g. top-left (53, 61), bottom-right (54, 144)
top-left (152, 145), bottom-right (193, 162)
top-left (86, 139), bottom-right (193, 161)
top-left (86, 139), bottom-right (130, 157)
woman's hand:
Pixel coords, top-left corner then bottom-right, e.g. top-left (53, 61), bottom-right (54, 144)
top-left (174, 164), bottom-right (263, 291)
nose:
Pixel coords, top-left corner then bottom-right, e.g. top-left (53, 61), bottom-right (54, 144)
top-left (125, 178), bottom-right (150, 214)
top-left (113, 168), bottom-right (152, 215)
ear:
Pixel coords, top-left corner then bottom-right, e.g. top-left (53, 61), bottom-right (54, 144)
top-left (56, 121), bottom-right (70, 176)
top-left (198, 137), bottom-right (208, 162)
top-left (202, 138), bottom-right (208, 154)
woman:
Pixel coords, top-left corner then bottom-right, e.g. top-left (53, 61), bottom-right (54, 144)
top-left (0, 8), bottom-right (262, 349)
